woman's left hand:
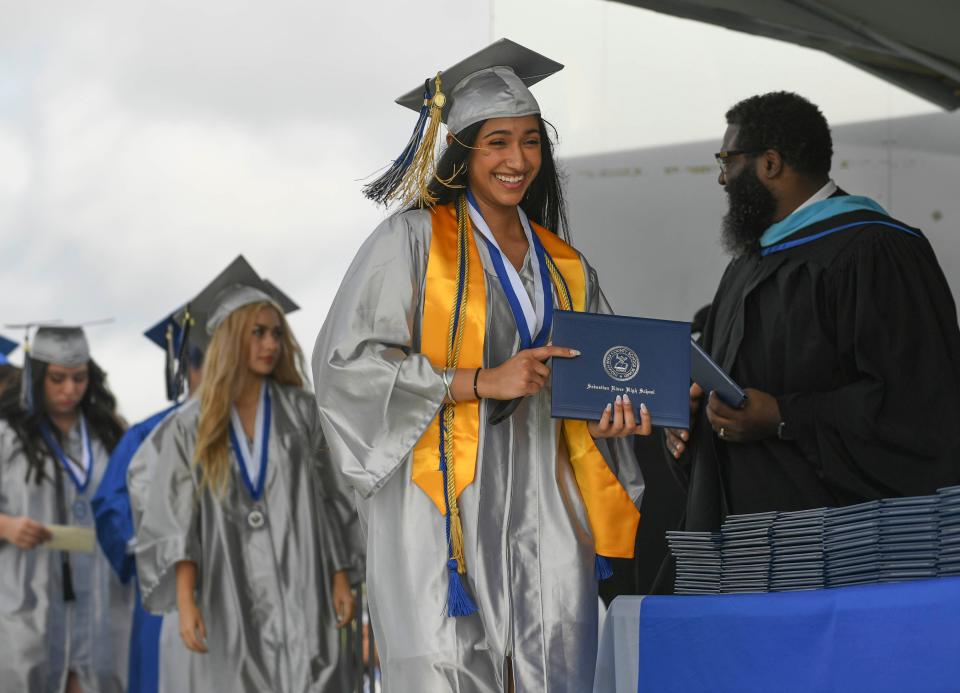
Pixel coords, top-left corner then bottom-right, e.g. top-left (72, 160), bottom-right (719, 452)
top-left (587, 394), bottom-right (652, 439)
top-left (332, 570), bottom-right (356, 628)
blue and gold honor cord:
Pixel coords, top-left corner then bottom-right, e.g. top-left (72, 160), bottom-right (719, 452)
top-left (437, 194), bottom-right (478, 616)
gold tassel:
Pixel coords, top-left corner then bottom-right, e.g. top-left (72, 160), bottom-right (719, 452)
top-left (443, 404), bottom-right (467, 572)
top-left (395, 72), bottom-right (446, 209)
top-left (450, 507), bottom-right (467, 574)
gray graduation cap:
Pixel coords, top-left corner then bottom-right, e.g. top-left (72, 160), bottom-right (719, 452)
top-left (179, 256), bottom-right (299, 350)
top-left (30, 326), bottom-right (91, 366)
top-left (395, 38), bottom-right (564, 135)
top-left (364, 38), bottom-right (563, 207)
top-left (3, 321), bottom-right (105, 414)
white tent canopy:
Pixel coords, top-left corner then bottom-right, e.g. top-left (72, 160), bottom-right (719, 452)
top-left (610, 0), bottom-right (960, 110)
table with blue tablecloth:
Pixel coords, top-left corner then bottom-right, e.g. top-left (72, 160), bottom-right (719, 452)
top-left (593, 577), bottom-right (960, 693)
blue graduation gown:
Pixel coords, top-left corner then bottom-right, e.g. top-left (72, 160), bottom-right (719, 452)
top-left (92, 405), bottom-right (177, 693)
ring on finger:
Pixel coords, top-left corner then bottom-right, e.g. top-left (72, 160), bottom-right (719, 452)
top-left (719, 427), bottom-right (726, 440)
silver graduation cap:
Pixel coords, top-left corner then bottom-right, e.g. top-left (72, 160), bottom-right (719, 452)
top-left (394, 38), bottom-right (563, 135)
top-left (153, 257), bottom-right (297, 400)
top-left (30, 326), bottom-right (91, 367)
top-left (364, 38), bottom-right (563, 208)
top-left (3, 321), bottom-right (106, 414)
top-left (178, 256), bottom-right (299, 350)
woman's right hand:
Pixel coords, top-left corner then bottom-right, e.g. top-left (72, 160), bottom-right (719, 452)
top-left (477, 346), bottom-right (580, 401)
top-left (178, 599), bottom-right (208, 653)
top-left (0, 514), bottom-right (52, 550)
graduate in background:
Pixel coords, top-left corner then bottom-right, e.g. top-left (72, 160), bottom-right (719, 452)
top-left (135, 261), bottom-right (358, 693)
top-left (92, 310), bottom-right (204, 693)
top-left (0, 325), bottom-right (133, 693)
top-left (312, 40), bottom-right (649, 692)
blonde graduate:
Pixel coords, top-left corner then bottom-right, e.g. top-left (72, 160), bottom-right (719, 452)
top-left (193, 301), bottom-right (305, 498)
top-left (134, 297), bottom-right (357, 693)
top-left (176, 302), bottom-right (355, 648)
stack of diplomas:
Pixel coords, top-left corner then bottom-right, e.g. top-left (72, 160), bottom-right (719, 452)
top-left (550, 311), bottom-right (690, 427)
top-left (876, 497), bottom-right (940, 582)
top-left (769, 507), bottom-right (826, 592)
top-left (823, 497), bottom-right (939, 587)
top-left (665, 530), bottom-right (722, 595)
top-left (937, 486), bottom-right (960, 576)
top-left (666, 489), bottom-right (960, 594)
top-left (719, 512), bottom-right (775, 594)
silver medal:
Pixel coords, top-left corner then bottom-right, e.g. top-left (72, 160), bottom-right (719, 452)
top-left (72, 500), bottom-right (88, 522)
top-left (247, 508), bottom-right (265, 529)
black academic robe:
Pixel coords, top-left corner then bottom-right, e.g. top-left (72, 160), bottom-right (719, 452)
top-left (676, 199), bottom-right (960, 534)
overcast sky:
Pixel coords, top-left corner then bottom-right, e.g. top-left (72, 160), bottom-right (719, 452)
top-left (1, 0), bottom-right (936, 421)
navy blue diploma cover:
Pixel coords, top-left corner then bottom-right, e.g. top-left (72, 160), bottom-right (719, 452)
top-left (690, 340), bottom-right (747, 408)
top-left (550, 311), bottom-right (691, 428)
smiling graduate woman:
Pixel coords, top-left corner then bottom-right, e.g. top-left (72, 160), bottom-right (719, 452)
top-left (312, 39), bottom-right (650, 692)
top-left (134, 263), bottom-right (359, 693)
top-left (0, 325), bottom-right (132, 693)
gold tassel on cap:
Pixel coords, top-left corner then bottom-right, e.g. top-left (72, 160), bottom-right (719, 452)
top-left (363, 73), bottom-right (447, 208)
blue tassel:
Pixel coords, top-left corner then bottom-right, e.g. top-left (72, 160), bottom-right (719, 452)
top-left (446, 560), bottom-right (478, 617)
top-left (362, 82), bottom-right (431, 205)
top-left (595, 555), bottom-right (614, 581)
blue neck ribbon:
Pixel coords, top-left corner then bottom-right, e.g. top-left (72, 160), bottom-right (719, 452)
top-left (40, 416), bottom-right (93, 493)
top-left (760, 195), bottom-right (888, 249)
top-left (228, 383), bottom-right (272, 501)
top-left (466, 190), bottom-right (554, 349)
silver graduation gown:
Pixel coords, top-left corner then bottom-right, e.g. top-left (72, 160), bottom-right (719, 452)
top-left (126, 406), bottom-right (204, 693)
top-left (311, 209), bottom-right (645, 692)
top-left (0, 419), bottom-right (134, 693)
top-left (133, 381), bottom-right (355, 693)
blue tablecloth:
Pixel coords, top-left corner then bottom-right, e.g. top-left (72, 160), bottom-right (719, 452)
top-left (594, 578), bottom-right (960, 693)
top-left (642, 578), bottom-right (960, 692)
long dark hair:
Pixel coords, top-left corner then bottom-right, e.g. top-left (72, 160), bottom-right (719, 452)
top-left (0, 358), bottom-right (125, 484)
top-left (0, 365), bottom-right (18, 397)
top-left (415, 117), bottom-right (570, 240)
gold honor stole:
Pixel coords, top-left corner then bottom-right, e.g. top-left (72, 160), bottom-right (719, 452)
top-left (412, 201), bottom-right (641, 561)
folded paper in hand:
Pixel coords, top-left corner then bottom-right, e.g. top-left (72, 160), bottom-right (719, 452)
top-left (44, 525), bottom-right (96, 553)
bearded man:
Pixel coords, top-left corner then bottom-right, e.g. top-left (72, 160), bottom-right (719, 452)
top-left (663, 91), bottom-right (960, 539)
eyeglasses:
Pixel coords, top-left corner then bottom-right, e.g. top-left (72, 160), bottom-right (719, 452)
top-left (714, 149), bottom-right (761, 173)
